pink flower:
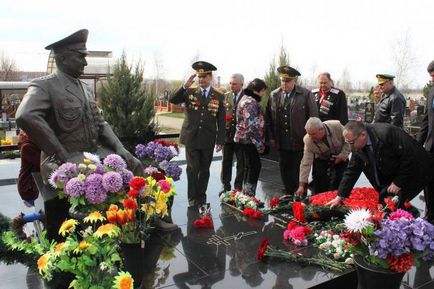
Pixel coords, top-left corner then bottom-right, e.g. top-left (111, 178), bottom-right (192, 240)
top-left (157, 179), bottom-right (171, 193)
top-left (388, 209), bottom-right (414, 221)
top-left (283, 230), bottom-right (291, 240)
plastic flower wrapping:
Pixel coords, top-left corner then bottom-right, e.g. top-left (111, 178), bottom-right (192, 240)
top-left (135, 139), bottom-right (182, 181)
top-left (48, 153), bottom-right (133, 212)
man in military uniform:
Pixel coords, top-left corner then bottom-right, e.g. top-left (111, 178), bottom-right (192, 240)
top-left (266, 66), bottom-right (318, 195)
top-left (312, 72), bottom-right (348, 125)
top-left (417, 60), bottom-right (434, 223)
top-left (15, 29), bottom-right (145, 240)
top-left (373, 74), bottom-right (406, 128)
top-left (170, 61), bottom-right (225, 208)
top-left (220, 73), bottom-right (245, 194)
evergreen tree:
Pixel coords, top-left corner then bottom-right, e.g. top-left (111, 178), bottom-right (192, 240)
top-left (262, 46), bottom-right (290, 108)
top-left (423, 81), bottom-right (433, 98)
top-left (98, 52), bottom-right (156, 151)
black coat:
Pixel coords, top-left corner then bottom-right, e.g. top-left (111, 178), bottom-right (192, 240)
top-left (338, 123), bottom-right (430, 198)
top-left (373, 87), bottom-right (406, 128)
top-left (417, 87), bottom-right (434, 152)
top-left (312, 87), bottom-right (348, 125)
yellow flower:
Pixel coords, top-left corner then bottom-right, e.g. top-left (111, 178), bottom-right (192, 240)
top-left (58, 219), bottom-right (78, 236)
top-left (83, 158), bottom-right (92, 164)
top-left (88, 164), bottom-right (97, 170)
top-left (77, 173), bottom-right (86, 180)
top-left (94, 223), bottom-right (120, 238)
top-left (141, 203), bottom-right (155, 220)
top-left (155, 201), bottom-right (168, 218)
top-left (84, 211), bottom-right (106, 224)
top-left (54, 242), bottom-right (66, 255)
top-left (37, 253), bottom-right (50, 272)
top-left (78, 163), bottom-right (87, 169)
top-left (113, 271), bottom-right (134, 289)
top-left (73, 241), bottom-right (91, 254)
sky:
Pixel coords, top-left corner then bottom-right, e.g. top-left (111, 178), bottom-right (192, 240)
top-left (1, 0), bottom-right (433, 88)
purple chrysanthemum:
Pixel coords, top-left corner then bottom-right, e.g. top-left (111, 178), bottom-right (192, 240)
top-left (85, 174), bottom-right (107, 204)
top-left (120, 169), bottom-right (134, 186)
top-left (159, 160), bottom-right (182, 181)
top-left (102, 171), bottom-right (123, 192)
top-left (144, 166), bottom-right (158, 176)
top-left (103, 154), bottom-right (126, 171)
top-left (94, 164), bottom-right (105, 175)
top-left (135, 144), bottom-right (147, 159)
top-left (64, 177), bottom-right (86, 197)
top-left (154, 146), bottom-right (173, 162)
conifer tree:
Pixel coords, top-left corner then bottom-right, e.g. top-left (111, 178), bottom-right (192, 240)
top-left (98, 52), bottom-right (156, 151)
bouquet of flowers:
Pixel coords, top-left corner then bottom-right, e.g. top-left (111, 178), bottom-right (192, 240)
top-left (106, 175), bottom-right (175, 244)
top-left (36, 214), bottom-right (134, 289)
top-left (315, 230), bottom-right (353, 264)
top-left (49, 153), bottom-right (133, 213)
top-left (135, 139), bottom-right (182, 181)
top-left (220, 190), bottom-right (262, 210)
top-left (283, 221), bottom-right (312, 246)
top-left (343, 208), bottom-right (434, 272)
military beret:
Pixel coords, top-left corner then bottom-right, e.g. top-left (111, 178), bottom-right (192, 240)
top-left (192, 61), bottom-right (217, 76)
top-left (376, 74), bottom-right (395, 84)
top-left (45, 29), bottom-right (89, 54)
top-left (277, 65), bottom-right (301, 81)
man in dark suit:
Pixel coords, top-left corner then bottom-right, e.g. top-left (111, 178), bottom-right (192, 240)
top-left (373, 74), bottom-right (406, 128)
top-left (327, 121), bottom-right (431, 210)
top-left (416, 60), bottom-right (434, 222)
top-left (170, 61), bottom-right (225, 208)
top-left (266, 65), bottom-right (318, 195)
top-left (220, 73), bottom-right (245, 194)
top-left (15, 29), bottom-right (144, 240)
top-left (312, 72), bottom-right (348, 125)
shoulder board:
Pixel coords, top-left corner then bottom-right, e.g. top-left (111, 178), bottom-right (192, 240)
top-left (37, 74), bottom-right (56, 81)
top-left (212, 87), bottom-right (224, 95)
top-left (330, 88), bottom-right (340, 94)
top-left (312, 88), bottom-right (320, 93)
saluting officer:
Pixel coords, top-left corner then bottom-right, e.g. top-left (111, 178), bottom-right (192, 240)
top-left (220, 73), bottom-right (245, 194)
top-left (170, 61), bottom-right (225, 208)
top-left (312, 72), bottom-right (348, 125)
top-left (373, 74), bottom-right (406, 128)
top-left (266, 65), bottom-right (318, 195)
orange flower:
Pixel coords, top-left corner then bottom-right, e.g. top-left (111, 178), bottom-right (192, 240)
top-left (106, 210), bottom-right (117, 224)
top-left (109, 204), bottom-right (119, 211)
top-left (116, 210), bottom-right (128, 225)
top-left (37, 254), bottom-right (49, 271)
top-left (126, 209), bottom-right (135, 222)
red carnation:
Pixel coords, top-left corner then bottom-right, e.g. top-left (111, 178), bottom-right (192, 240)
top-left (384, 198), bottom-right (396, 211)
top-left (292, 201), bottom-right (306, 223)
top-left (152, 171), bottom-right (166, 181)
top-left (387, 253), bottom-right (414, 273)
top-left (128, 189), bottom-right (139, 198)
top-left (404, 201), bottom-right (411, 209)
top-left (269, 196), bottom-right (280, 208)
top-left (193, 216), bottom-right (214, 228)
top-left (123, 198), bottom-right (138, 210)
top-left (257, 238), bottom-right (269, 262)
top-left (225, 113), bottom-right (233, 123)
top-left (130, 177), bottom-right (146, 190)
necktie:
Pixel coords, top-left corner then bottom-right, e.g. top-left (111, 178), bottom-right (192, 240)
top-left (365, 144), bottom-right (381, 186)
top-left (202, 89), bottom-right (207, 99)
top-left (284, 92), bottom-right (290, 106)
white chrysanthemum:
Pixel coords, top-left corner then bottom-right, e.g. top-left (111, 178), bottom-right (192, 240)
top-left (344, 258), bottom-right (354, 264)
top-left (83, 152), bottom-right (101, 164)
top-left (344, 208), bottom-right (373, 233)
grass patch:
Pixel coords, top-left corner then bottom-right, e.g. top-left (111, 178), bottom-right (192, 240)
top-left (159, 112), bottom-right (185, 119)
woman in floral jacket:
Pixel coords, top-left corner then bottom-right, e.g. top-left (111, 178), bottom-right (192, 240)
top-left (234, 78), bottom-right (267, 196)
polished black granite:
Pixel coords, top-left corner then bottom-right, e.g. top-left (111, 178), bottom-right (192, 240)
top-left (1, 152), bottom-right (433, 289)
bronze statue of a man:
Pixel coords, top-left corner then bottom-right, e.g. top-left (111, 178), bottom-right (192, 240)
top-left (15, 29), bottom-right (143, 240)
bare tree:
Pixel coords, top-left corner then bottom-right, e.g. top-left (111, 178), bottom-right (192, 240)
top-left (392, 31), bottom-right (416, 90)
top-left (0, 51), bottom-right (19, 81)
top-left (337, 67), bottom-right (352, 93)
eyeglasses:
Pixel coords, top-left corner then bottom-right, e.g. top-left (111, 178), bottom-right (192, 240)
top-left (345, 134), bottom-right (361, 145)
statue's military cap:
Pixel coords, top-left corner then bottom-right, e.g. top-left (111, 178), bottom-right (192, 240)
top-left (376, 74), bottom-right (395, 84)
top-left (45, 29), bottom-right (89, 54)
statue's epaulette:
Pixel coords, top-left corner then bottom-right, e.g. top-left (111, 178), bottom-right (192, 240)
top-left (330, 88), bottom-right (340, 94)
top-left (36, 74), bottom-right (55, 81)
top-left (312, 88), bottom-right (320, 93)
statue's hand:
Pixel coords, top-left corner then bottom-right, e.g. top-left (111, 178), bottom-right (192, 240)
top-left (117, 148), bottom-right (144, 177)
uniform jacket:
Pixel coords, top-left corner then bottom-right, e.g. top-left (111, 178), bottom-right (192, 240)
top-left (265, 85), bottom-right (318, 151)
top-left (234, 95), bottom-right (265, 153)
top-left (224, 90), bottom-right (243, 143)
top-left (299, 120), bottom-right (351, 184)
top-left (312, 87), bottom-right (348, 124)
top-left (338, 123), bottom-right (430, 198)
top-left (417, 87), bottom-right (434, 152)
top-left (16, 71), bottom-right (124, 183)
top-left (170, 86), bottom-right (225, 149)
top-left (373, 86), bottom-right (406, 128)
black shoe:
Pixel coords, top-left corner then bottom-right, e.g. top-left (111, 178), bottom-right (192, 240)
top-left (153, 218), bottom-right (179, 232)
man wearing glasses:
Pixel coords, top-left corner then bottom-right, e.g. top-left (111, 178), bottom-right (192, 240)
top-left (326, 121), bottom-right (431, 211)
top-left (373, 74), bottom-right (406, 128)
top-left (417, 60), bottom-right (434, 223)
top-left (170, 61), bottom-right (225, 210)
top-left (266, 65), bottom-right (318, 195)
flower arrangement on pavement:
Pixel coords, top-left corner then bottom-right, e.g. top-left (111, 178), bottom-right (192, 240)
top-left (343, 208), bottom-right (434, 272)
top-left (283, 221), bottom-right (312, 246)
top-left (314, 230), bottom-right (353, 264)
top-left (220, 190), bottom-right (263, 210)
top-left (135, 139), bottom-right (182, 181)
top-left (49, 153), bottom-right (133, 213)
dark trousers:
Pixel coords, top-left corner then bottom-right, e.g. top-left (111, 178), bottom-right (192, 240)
top-left (220, 142), bottom-right (244, 191)
top-left (312, 158), bottom-right (348, 194)
top-left (424, 152), bottom-right (434, 220)
top-left (44, 197), bottom-right (70, 242)
top-left (240, 144), bottom-right (261, 195)
top-left (185, 146), bottom-right (214, 206)
top-left (279, 150), bottom-right (303, 195)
